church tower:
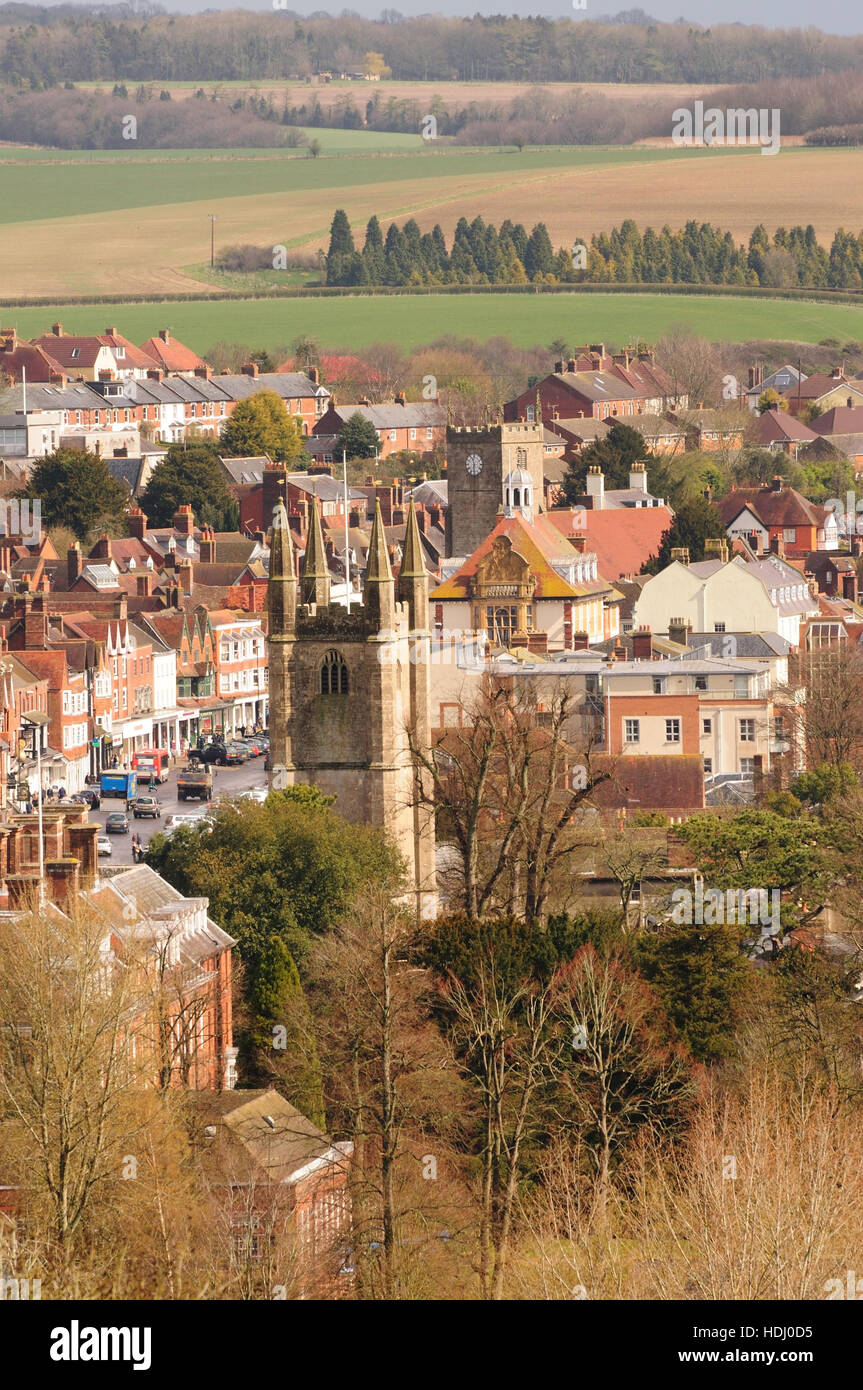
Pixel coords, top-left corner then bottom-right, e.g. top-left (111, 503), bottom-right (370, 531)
top-left (267, 498), bottom-right (437, 920)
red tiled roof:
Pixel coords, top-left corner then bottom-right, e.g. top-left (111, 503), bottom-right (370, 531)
top-left (431, 512), bottom-right (589, 601)
top-left (0, 337), bottom-right (65, 382)
top-left (545, 506), bottom-right (673, 581)
top-left (809, 406), bottom-right (863, 436)
top-left (590, 754), bottom-right (705, 812)
top-left (30, 333), bottom-right (108, 369)
top-left (747, 410), bottom-right (818, 445)
top-left (716, 485), bottom-right (826, 530)
top-left (99, 331), bottom-right (160, 372)
top-left (139, 332), bottom-right (205, 373)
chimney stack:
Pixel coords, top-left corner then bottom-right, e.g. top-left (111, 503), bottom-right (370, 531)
top-left (241, 362), bottom-right (259, 378)
top-left (136, 572), bottom-right (154, 597)
top-left (670, 547), bottom-right (690, 565)
top-left (67, 542), bottom-right (82, 588)
top-left (629, 463), bottom-right (648, 493)
top-left (199, 526), bottom-right (216, 564)
top-left (173, 505), bottom-right (195, 536)
top-left (91, 533), bottom-right (112, 562)
top-left (127, 506), bottom-right (147, 540)
top-left (586, 466), bottom-right (605, 510)
top-left (572, 631), bottom-right (589, 650)
top-left (631, 627), bottom-right (653, 661)
top-left (668, 617), bottom-right (691, 648)
top-left (177, 558), bottom-right (193, 595)
top-left (307, 366), bottom-right (319, 385)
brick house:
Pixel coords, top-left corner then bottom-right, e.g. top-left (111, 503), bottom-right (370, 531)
top-left (313, 399), bottom-right (445, 457)
top-left (187, 1088), bottom-right (352, 1294)
top-left (716, 478), bottom-right (838, 558)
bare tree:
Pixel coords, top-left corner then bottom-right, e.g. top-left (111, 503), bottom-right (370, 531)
top-left (791, 641), bottom-right (863, 770)
top-left (408, 676), bottom-right (607, 921)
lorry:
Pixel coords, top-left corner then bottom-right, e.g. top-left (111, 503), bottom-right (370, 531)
top-left (100, 769), bottom-right (138, 801)
top-left (177, 766), bottom-right (213, 802)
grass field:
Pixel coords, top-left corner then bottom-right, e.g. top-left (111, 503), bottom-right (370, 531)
top-left (6, 292), bottom-right (863, 357)
top-left (3, 140), bottom-right (863, 301)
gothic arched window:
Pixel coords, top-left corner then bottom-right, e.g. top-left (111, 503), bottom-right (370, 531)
top-left (321, 649), bottom-right (349, 695)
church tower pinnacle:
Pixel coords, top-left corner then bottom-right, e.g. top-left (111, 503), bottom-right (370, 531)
top-left (300, 494), bottom-right (331, 608)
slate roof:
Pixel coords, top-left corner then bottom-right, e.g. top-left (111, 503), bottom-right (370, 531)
top-left (546, 370), bottom-right (639, 403)
top-left (214, 372), bottom-right (326, 401)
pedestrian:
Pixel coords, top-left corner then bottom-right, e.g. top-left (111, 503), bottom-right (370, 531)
top-left (58, 785), bottom-right (66, 800)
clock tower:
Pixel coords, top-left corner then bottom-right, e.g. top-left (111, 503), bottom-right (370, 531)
top-left (445, 421), bottom-right (546, 558)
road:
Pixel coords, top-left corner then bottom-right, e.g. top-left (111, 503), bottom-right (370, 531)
top-left (93, 757), bottom-right (269, 867)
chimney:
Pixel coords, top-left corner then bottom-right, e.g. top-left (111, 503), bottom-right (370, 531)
top-left (91, 533), bottom-right (112, 562)
top-left (115, 593), bottom-right (128, 621)
top-left (194, 364), bottom-right (211, 380)
top-left (98, 368), bottom-right (113, 382)
top-left (308, 366), bottom-right (319, 385)
top-left (629, 463), bottom-right (648, 493)
top-left (173, 504), bottom-right (194, 536)
top-left (127, 506), bottom-right (147, 540)
top-left (831, 366), bottom-right (843, 379)
top-left (51, 322), bottom-right (62, 336)
top-left (177, 558), bottom-right (193, 595)
top-left (146, 368), bottom-right (164, 382)
top-left (416, 508), bottom-right (427, 534)
top-left (48, 370), bottom-right (66, 386)
top-left (589, 344), bottom-right (605, 359)
top-left (668, 617), bottom-right (690, 648)
top-left (200, 526), bottom-right (215, 563)
top-left (23, 600), bottom-right (47, 649)
top-left (67, 542), bottom-right (82, 588)
top-left (572, 631), bottom-right (589, 651)
top-left (586, 466), bottom-right (604, 510)
top-left (241, 362), bottom-right (259, 378)
top-left (771, 475), bottom-right (783, 492)
top-left (554, 359), bottom-right (564, 373)
top-left (394, 392), bottom-right (405, 406)
top-left (613, 639), bottom-right (627, 660)
top-left (770, 533), bottom-right (786, 558)
top-left (567, 357), bottom-right (577, 372)
top-left (670, 547), bottom-right (690, 565)
top-left (136, 572), bottom-right (154, 597)
top-left (105, 326), bottom-right (117, 336)
top-left (375, 485), bottom-right (394, 525)
top-left (570, 532), bottom-right (587, 552)
top-left (159, 329), bottom-right (170, 344)
top-left (704, 537), bottom-right (729, 563)
top-left (631, 626), bottom-right (653, 660)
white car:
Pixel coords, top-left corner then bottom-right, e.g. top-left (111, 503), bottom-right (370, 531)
top-left (163, 812), bottom-right (213, 836)
top-left (240, 787), bottom-right (269, 804)
top-left (96, 834), bottom-right (112, 856)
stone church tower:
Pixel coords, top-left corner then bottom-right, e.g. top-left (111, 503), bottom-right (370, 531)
top-left (267, 494), bottom-right (437, 919)
top-left (446, 420), bottom-right (546, 558)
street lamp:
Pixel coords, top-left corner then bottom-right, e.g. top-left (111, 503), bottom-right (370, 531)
top-left (19, 708), bottom-right (49, 905)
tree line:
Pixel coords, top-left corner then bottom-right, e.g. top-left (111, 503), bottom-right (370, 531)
top-left (4, 10), bottom-right (863, 87)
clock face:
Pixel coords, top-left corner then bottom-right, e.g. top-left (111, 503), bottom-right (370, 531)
top-left (465, 452), bottom-right (483, 477)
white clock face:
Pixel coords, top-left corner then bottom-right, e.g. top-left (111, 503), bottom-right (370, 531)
top-left (465, 453), bottom-right (483, 476)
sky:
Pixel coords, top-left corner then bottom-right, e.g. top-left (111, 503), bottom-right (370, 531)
top-left (105, 1), bottom-right (860, 35)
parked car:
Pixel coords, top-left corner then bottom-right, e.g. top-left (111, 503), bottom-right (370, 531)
top-left (70, 787), bottom-right (102, 809)
top-left (105, 812), bottom-right (129, 834)
top-left (224, 743), bottom-right (249, 766)
top-left (237, 737), bottom-right (263, 756)
top-left (132, 795), bottom-right (161, 819)
top-left (189, 742), bottom-right (228, 767)
top-left (96, 834), bottom-right (112, 856)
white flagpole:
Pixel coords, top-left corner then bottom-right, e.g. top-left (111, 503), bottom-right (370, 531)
top-left (343, 450), bottom-right (351, 610)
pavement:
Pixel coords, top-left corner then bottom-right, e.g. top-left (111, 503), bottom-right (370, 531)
top-left (91, 757), bottom-right (269, 866)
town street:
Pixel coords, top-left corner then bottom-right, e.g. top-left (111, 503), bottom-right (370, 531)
top-left (93, 757), bottom-right (269, 866)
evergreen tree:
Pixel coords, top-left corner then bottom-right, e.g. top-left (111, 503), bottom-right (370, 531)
top-left (524, 222), bottom-right (554, 279)
top-left (646, 495), bottom-right (726, 571)
top-left (244, 935), bottom-right (325, 1127)
top-left (325, 208), bottom-right (357, 285)
top-left (337, 412), bottom-right (380, 459)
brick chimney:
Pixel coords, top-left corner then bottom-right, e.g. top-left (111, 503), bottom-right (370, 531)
top-left (572, 631), bottom-right (589, 650)
top-left (307, 366), bottom-right (319, 385)
top-left (416, 508), bottom-right (427, 535)
top-left (136, 571), bottom-right (154, 597)
top-left (631, 626), bottom-right (653, 660)
top-left (567, 357), bottom-right (577, 372)
top-left (177, 558), bottom-right (193, 595)
top-left (770, 533), bottom-right (786, 558)
top-left (23, 596), bottom-right (47, 648)
top-left (159, 329), bottom-right (171, 344)
top-left (570, 532), bottom-right (587, 552)
top-left (194, 364), bottom-right (211, 380)
top-left (51, 322), bottom-right (63, 336)
top-left (376, 485), bottom-right (394, 524)
top-left (67, 543), bottom-right (82, 587)
top-left (831, 366), bottom-right (843, 379)
top-left (200, 526), bottom-right (216, 563)
top-left (394, 392), bottom-right (406, 406)
top-left (173, 504), bottom-right (194, 536)
top-left (146, 368), bottom-right (164, 383)
top-left (241, 362), bottom-right (259, 378)
top-left (668, 617), bottom-right (690, 648)
top-left (105, 326), bottom-right (117, 336)
top-left (127, 506), bottom-right (147, 540)
top-left (670, 547), bottom-right (690, 565)
top-left (704, 537), bottom-right (729, 563)
top-left (91, 533), bottom-right (112, 561)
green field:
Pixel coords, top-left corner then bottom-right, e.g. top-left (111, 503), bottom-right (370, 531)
top-left (0, 143), bottom-right (704, 227)
top-left (0, 127), bottom-right (427, 162)
top-left (7, 291), bottom-right (863, 356)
